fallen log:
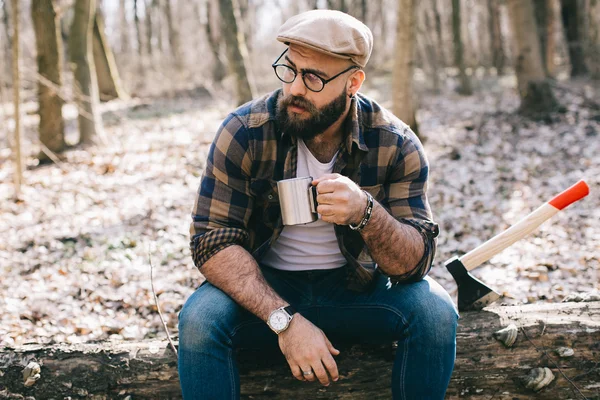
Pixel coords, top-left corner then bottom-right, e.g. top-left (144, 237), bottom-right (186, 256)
top-left (1, 301), bottom-right (599, 399)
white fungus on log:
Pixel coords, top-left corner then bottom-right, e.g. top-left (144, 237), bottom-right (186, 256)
top-left (555, 347), bottom-right (574, 357)
top-left (492, 323), bottom-right (518, 347)
top-left (523, 367), bottom-right (555, 392)
top-left (22, 361), bottom-right (41, 387)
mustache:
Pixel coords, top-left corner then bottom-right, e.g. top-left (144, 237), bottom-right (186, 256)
top-left (280, 95), bottom-right (317, 112)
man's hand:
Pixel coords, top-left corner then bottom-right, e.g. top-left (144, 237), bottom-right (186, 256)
top-left (313, 174), bottom-right (367, 226)
top-left (278, 314), bottom-right (340, 386)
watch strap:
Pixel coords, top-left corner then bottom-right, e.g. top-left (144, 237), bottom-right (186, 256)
top-left (283, 305), bottom-right (296, 316)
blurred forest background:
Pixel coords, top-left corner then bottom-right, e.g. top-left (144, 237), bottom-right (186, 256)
top-left (0, 0), bottom-right (599, 348)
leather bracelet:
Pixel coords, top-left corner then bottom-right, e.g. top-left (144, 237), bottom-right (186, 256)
top-left (349, 190), bottom-right (374, 231)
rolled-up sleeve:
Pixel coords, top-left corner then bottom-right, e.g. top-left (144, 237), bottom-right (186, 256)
top-left (382, 128), bottom-right (439, 283)
top-left (190, 114), bottom-right (254, 269)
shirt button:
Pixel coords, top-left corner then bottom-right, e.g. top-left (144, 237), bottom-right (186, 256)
top-left (268, 194), bottom-right (274, 200)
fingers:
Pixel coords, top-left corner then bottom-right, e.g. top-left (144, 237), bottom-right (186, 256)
top-left (300, 366), bottom-right (316, 382)
top-left (311, 361), bottom-right (330, 386)
top-left (321, 354), bottom-right (339, 382)
top-left (312, 173), bottom-right (340, 185)
top-left (324, 335), bottom-right (340, 356)
top-left (290, 364), bottom-right (305, 382)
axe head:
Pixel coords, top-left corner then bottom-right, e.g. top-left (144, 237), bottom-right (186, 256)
top-left (445, 256), bottom-right (500, 311)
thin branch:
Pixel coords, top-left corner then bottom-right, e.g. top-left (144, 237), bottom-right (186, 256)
top-left (149, 251), bottom-right (178, 359)
top-left (37, 139), bottom-right (68, 171)
top-left (519, 326), bottom-right (588, 400)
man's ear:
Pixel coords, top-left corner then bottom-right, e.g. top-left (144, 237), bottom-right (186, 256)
top-left (347, 69), bottom-right (366, 97)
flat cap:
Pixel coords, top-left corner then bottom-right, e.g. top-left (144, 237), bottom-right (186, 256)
top-left (276, 10), bottom-right (373, 68)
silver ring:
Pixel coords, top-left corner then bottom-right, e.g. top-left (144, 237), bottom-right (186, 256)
top-left (302, 370), bottom-right (313, 376)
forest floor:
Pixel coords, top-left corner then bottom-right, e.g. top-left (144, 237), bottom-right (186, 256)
top-left (1, 74), bottom-right (599, 347)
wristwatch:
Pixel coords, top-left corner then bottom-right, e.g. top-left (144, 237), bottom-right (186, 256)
top-left (267, 305), bottom-right (297, 334)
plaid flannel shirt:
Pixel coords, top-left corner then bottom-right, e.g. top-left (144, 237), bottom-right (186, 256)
top-left (190, 89), bottom-right (439, 291)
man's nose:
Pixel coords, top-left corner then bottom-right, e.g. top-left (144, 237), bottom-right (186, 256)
top-left (289, 75), bottom-right (307, 97)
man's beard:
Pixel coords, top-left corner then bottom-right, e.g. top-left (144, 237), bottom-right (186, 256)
top-left (276, 89), bottom-right (348, 141)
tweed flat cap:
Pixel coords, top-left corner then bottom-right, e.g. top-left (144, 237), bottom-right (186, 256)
top-left (276, 10), bottom-right (373, 68)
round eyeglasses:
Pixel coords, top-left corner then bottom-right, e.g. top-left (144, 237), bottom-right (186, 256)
top-left (272, 49), bottom-right (359, 93)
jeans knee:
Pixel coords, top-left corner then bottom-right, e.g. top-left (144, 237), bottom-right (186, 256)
top-left (410, 289), bottom-right (458, 346)
top-left (178, 283), bottom-right (237, 352)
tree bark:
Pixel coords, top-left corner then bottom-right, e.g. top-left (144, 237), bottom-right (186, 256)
top-left (2, 0), bottom-right (12, 71)
top-left (488, 0), bottom-right (506, 75)
top-left (145, 0), bottom-right (153, 56)
top-left (533, 0), bottom-right (559, 76)
top-left (1, 301), bottom-right (598, 399)
top-left (218, 0), bottom-right (256, 105)
top-left (164, 0), bottom-right (183, 69)
top-left (69, 0), bottom-right (105, 146)
top-left (587, 0), bottom-right (600, 79)
top-left (133, 0), bottom-right (143, 56)
top-left (206, 0), bottom-right (226, 83)
top-left (31, 0), bottom-right (66, 160)
top-left (92, 9), bottom-right (127, 101)
top-left (393, 0), bottom-right (419, 137)
top-left (118, 0), bottom-right (130, 53)
top-left (560, 0), bottom-right (588, 77)
top-left (10, 0), bottom-right (21, 198)
top-left (452, 0), bottom-right (473, 95)
top-left (506, 0), bottom-right (559, 115)
top-left (422, 1), bottom-right (441, 93)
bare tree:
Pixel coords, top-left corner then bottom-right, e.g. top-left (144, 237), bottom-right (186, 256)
top-left (533, 0), bottom-right (560, 76)
top-left (219, 0), bottom-right (256, 104)
top-left (118, 0), bottom-right (130, 53)
top-left (393, 0), bottom-right (420, 137)
top-left (452, 0), bottom-right (472, 94)
top-left (70, 0), bottom-right (105, 145)
top-left (93, 9), bottom-right (128, 101)
top-left (10, 0), bottom-right (22, 197)
top-left (560, 0), bottom-right (588, 77)
top-left (133, 0), bottom-right (143, 56)
top-left (588, 0), bottom-right (600, 79)
top-left (32, 0), bottom-right (66, 160)
top-left (145, 0), bottom-right (153, 56)
top-left (2, 0), bottom-right (12, 67)
top-left (164, 0), bottom-right (183, 69)
top-left (206, 0), bottom-right (226, 83)
top-left (506, 0), bottom-right (559, 115)
top-left (488, 0), bottom-right (506, 75)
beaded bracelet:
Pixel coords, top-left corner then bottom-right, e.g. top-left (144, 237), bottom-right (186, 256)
top-left (349, 190), bottom-right (374, 231)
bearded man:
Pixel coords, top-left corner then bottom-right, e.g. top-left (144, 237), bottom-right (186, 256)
top-left (178, 9), bottom-right (458, 400)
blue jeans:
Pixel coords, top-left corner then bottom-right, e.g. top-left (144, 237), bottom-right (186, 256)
top-left (178, 266), bottom-right (459, 399)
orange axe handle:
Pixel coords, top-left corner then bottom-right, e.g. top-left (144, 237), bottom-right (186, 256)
top-left (459, 180), bottom-right (590, 271)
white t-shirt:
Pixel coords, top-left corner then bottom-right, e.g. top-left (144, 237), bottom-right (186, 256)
top-left (261, 139), bottom-right (347, 271)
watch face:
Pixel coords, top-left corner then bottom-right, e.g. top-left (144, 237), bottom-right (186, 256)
top-left (269, 310), bottom-right (288, 331)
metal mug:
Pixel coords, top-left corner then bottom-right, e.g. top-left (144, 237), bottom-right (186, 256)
top-left (277, 176), bottom-right (318, 225)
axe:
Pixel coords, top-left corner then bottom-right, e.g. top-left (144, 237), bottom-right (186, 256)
top-left (446, 180), bottom-right (590, 311)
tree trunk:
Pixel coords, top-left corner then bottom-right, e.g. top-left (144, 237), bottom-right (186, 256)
top-left (69, 0), bottom-right (105, 146)
top-left (206, 0), bottom-right (226, 83)
top-left (432, 0), bottom-right (446, 67)
top-left (533, 0), bottom-right (559, 76)
top-left (93, 9), bottom-right (127, 101)
top-left (393, 0), bottom-right (419, 137)
top-left (452, 0), bottom-right (472, 95)
top-left (421, 2), bottom-right (441, 93)
top-left (506, 0), bottom-right (559, 115)
top-left (133, 0), bottom-right (143, 56)
top-left (2, 0), bottom-right (12, 72)
top-left (10, 0), bottom-right (21, 198)
top-left (1, 301), bottom-right (598, 399)
top-left (488, 0), bottom-right (506, 75)
top-left (587, 0), bottom-right (600, 79)
top-left (164, 0), bottom-right (183, 69)
top-left (219, 0), bottom-right (256, 105)
top-left (560, 0), bottom-right (588, 77)
top-left (118, 0), bottom-right (130, 53)
top-left (145, 0), bottom-right (153, 56)
top-left (31, 0), bottom-right (65, 161)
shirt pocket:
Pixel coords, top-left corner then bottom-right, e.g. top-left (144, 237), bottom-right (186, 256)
top-left (250, 178), bottom-right (279, 205)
